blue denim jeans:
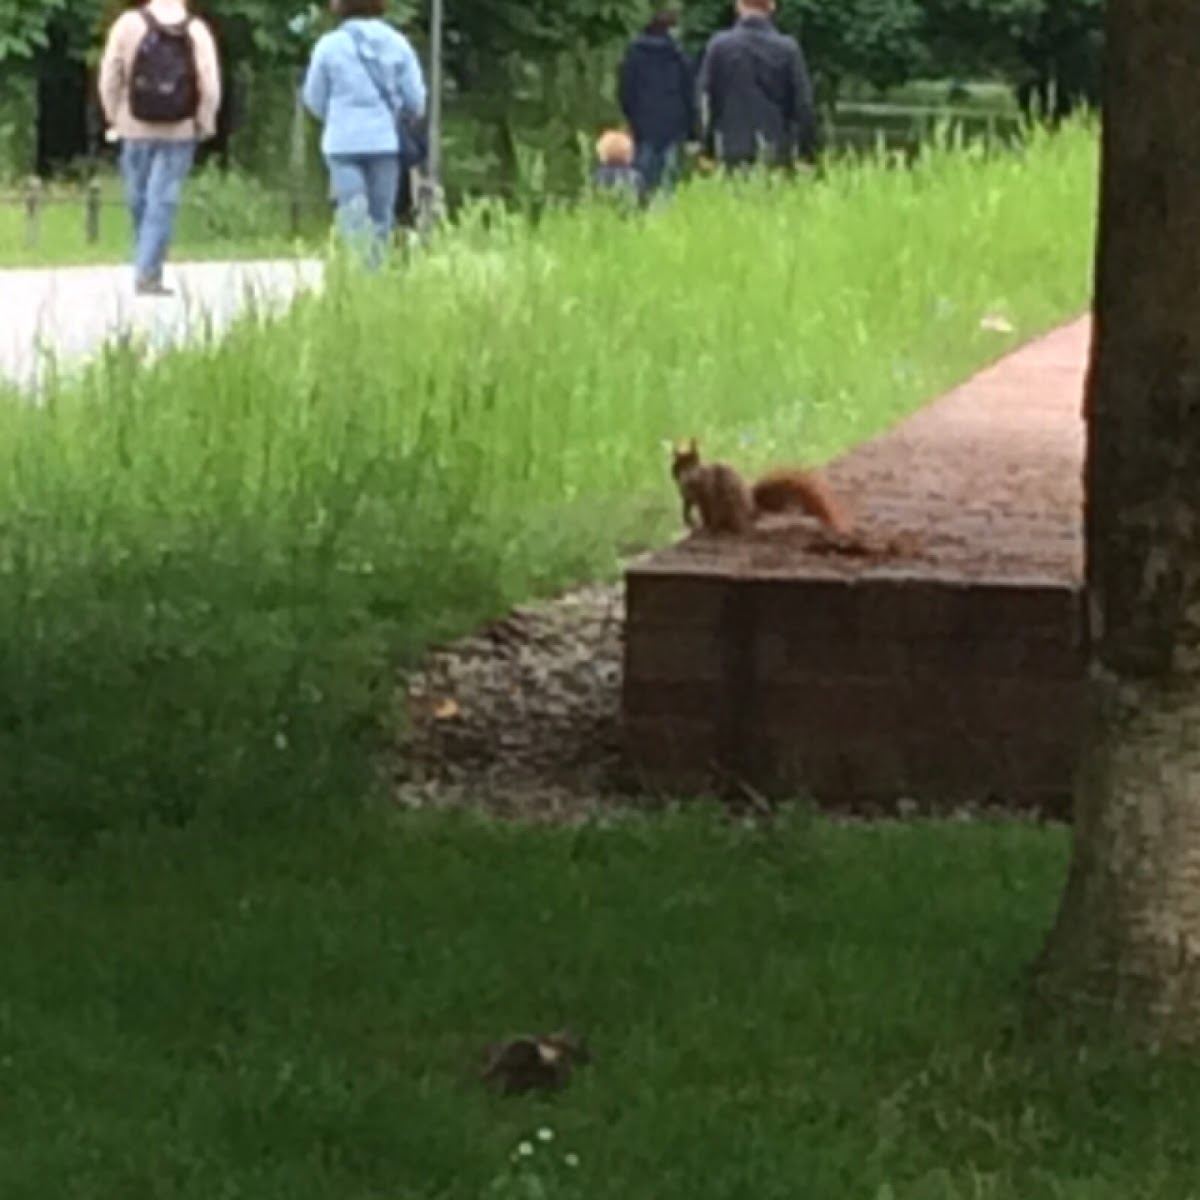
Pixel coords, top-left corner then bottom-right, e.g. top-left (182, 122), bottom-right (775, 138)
top-left (326, 153), bottom-right (402, 269)
top-left (633, 142), bottom-right (681, 196)
top-left (119, 139), bottom-right (197, 284)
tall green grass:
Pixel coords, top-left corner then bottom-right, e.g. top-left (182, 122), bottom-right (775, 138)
top-left (0, 124), bottom-right (1099, 842)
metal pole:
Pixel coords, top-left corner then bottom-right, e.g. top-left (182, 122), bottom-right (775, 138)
top-left (416, 0), bottom-right (444, 238)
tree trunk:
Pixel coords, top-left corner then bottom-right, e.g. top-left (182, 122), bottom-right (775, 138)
top-left (1032, 0), bottom-right (1200, 1045)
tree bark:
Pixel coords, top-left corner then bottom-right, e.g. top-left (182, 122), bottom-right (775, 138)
top-left (1032, 0), bottom-right (1200, 1045)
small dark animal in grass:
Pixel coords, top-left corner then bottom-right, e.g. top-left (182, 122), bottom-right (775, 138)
top-left (670, 438), bottom-right (851, 535)
top-left (481, 1031), bottom-right (591, 1096)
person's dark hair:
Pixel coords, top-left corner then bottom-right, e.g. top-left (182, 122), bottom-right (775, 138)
top-left (334, 0), bottom-right (386, 17)
top-left (646, 8), bottom-right (679, 32)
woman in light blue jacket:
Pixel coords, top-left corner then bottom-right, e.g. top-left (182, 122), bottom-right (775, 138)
top-left (302, 0), bottom-right (427, 264)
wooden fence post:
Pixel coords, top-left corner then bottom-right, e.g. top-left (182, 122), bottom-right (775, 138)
top-left (24, 177), bottom-right (42, 251)
top-left (85, 178), bottom-right (102, 245)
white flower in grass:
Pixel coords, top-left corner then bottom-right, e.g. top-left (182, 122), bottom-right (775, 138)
top-left (564, 1153), bottom-right (580, 1169)
top-left (517, 1141), bottom-right (535, 1158)
top-left (537, 1127), bottom-right (554, 1143)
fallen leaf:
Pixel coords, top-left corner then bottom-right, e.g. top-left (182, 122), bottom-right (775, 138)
top-left (434, 699), bottom-right (460, 721)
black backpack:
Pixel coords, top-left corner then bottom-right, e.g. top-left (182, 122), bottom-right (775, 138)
top-left (129, 9), bottom-right (200, 124)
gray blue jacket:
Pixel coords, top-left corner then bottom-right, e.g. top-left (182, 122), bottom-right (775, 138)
top-left (698, 15), bottom-right (817, 165)
top-left (302, 18), bottom-right (426, 158)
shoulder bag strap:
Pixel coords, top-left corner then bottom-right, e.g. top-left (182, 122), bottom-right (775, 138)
top-left (345, 25), bottom-right (399, 121)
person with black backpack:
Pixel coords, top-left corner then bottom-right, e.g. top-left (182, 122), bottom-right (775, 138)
top-left (98, 1), bottom-right (220, 297)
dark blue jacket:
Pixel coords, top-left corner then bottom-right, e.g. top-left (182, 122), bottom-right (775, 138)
top-left (698, 15), bottom-right (817, 165)
top-left (618, 29), bottom-right (696, 149)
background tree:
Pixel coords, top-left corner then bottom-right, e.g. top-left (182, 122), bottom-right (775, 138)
top-left (919, 0), bottom-right (1103, 118)
top-left (1033, 0), bottom-right (1200, 1044)
top-left (0, 0), bottom-right (69, 60)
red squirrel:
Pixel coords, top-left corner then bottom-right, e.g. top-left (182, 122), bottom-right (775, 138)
top-left (670, 438), bottom-right (850, 536)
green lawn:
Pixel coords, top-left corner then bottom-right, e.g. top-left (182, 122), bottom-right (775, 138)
top-left (3, 812), bottom-right (1200, 1199)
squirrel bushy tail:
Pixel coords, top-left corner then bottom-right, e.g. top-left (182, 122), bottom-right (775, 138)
top-left (671, 439), bottom-right (851, 537)
top-left (750, 468), bottom-right (851, 535)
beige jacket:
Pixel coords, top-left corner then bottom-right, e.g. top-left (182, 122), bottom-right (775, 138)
top-left (99, 0), bottom-right (221, 142)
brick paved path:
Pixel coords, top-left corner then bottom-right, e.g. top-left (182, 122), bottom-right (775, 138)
top-left (823, 317), bottom-right (1089, 583)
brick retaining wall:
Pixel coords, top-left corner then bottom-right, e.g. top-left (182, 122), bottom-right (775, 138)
top-left (623, 319), bottom-right (1091, 816)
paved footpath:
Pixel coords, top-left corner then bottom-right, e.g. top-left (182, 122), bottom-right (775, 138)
top-left (0, 259), bottom-right (323, 394)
